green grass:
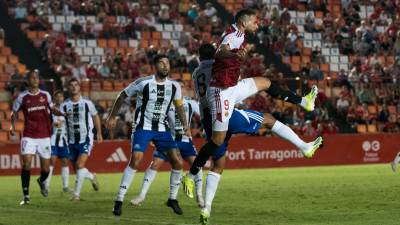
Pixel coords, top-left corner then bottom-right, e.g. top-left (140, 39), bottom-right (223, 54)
top-left (0, 164), bottom-right (399, 225)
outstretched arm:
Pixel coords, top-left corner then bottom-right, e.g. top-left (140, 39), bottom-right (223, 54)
top-left (106, 91), bottom-right (128, 130)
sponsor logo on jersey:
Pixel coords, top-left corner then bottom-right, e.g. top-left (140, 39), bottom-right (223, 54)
top-left (106, 147), bottom-right (128, 163)
top-left (39, 96), bottom-right (46, 102)
top-left (151, 89), bottom-right (156, 94)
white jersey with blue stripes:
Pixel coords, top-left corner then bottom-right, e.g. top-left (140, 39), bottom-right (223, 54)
top-left (168, 97), bottom-right (200, 142)
top-left (60, 96), bottom-right (97, 144)
top-left (192, 60), bottom-right (213, 118)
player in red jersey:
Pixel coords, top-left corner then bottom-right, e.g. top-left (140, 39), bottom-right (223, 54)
top-left (182, 9), bottom-right (323, 210)
top-left (10, 70), bottom-right (63, 205)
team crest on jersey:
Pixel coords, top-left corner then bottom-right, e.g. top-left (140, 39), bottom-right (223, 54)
top-left (39, 96), bottom-right (46, 102)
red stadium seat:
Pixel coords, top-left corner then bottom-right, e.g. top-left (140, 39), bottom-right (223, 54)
top-left (0, 102), bottom-right (10, 111)
top-left (367, 124), bottom-right (377, 133)
top-left (0, 130), bottom-right (8, 142)
top-left (356, 124), bottom-right (367, 133)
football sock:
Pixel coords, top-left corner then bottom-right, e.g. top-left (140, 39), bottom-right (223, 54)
top-left (39, 170), bottom-right (50, 183)
top-left (271, 120), bottom-right (308, 150)
top-left (190, 141), bottom-right (219, 176)
top-left (21, 169), bottom-right (30, 196)
top-left (395, 152), bottom-right (400, 164)
top-left (204, 171), bottom-right (221, 213)
top-left (116, 166), bottom-right (136, 202)
top-left (194, 169), bottom-right (203, 197)
top-left (83, 168), bottom-right (94, 181)
top-left (74, 168), bottom-right (86, 197)
top-left (266, 82), bottom-right (302, 104)
top-left (45, 166), bottom-right (54, 189)
top-left (61, 166), bottom-right (69, 189)
top-left (138, 168), bottom-right (157, 199)
top-left (169, 169), bottom-right (182, 200)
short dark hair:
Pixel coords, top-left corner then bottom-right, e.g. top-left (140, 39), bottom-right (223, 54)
top-left (153, 54), bottom-right (169, 65)
top-left (68, 78), bottom-right (80, 85)
top-left (26, 69), bottom-right (39, 79)
top-left (234, 9), bottom-right (256, 23)
top-left (198, 44), bottom-right (215, 60)
top-left (54, 90), bottom-right (63, 96)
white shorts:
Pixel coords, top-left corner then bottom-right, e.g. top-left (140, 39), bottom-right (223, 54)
top-left (20, 137), bottom-right (52, 159)
top-left (207, 78), bottom-right (258, 131)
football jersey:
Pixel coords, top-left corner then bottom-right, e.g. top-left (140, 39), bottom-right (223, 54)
top-left (124, 75), bottom-right (182, 132)
top-left (60, 96), bottom-right (97, 144)
top-left (192, 59), bottom-right (213, 117)
top-left (51, 113), bottom-right (68, 147)
top-left (12, 90), bottom-right (52, 138)
top-left (210, 24), bottom-right (247, 88)
top-left (168, 97), bottom-right (200, 142)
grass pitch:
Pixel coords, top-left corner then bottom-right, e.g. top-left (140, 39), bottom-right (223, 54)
top-left (0, 164), bottom-right (399, 225)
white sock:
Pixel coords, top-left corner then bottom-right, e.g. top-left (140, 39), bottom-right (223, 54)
top-left (395, 152), bottom-right (400, 164)
top-left (116, 166), bottom-right (136, 202)
top-left (300, 97), bottom-right (307, 109)
top-left (84, 168), bottom-right (94, 181)
top-left (194, 169), bottom-right (203, 197)
top-left (45, 165), bottom-right (54, 189)
top-left (74, 168), bottom-right (86, 197)
top-left (61, 166), bottom-right (69, 189)
top-left (169, 169), bottom-right (181, 200)
top-left (138, 168), bottom-right (157, 199)
top-left (205, 171), bottom-right (221, 213)
top-left (271, 120), bottom-right (308, 150)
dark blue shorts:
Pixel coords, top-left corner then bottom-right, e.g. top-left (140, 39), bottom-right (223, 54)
top-left (68, 140), bottom-right (92, 162)
top-left (154, 139), bottom-right (197, 161)
top-left (51, 145), bottom-right (70, 159)
top-left (131, 129), bottom-right (178, 153)
top-left (203, 109), bottom-right (263, 160)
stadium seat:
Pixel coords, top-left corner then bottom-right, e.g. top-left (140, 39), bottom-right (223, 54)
top-left (356, 124), bottom-right (367, 133)
top-left (8, 55), bottom-right (18, 65)
top-left (367, 124), bottom-right (377, 133)
top-left (0, 130), bottom-right (8, 142)
top-left (15, 121), bottom-right (24, 132)
top-left (0, 39), bottom-right (4, 47)
top-left (0, 82), bottom-right (5, 90)
top-left (1, 120), bottom-right (11, 130)
top-left (113, 81), bottom-right (124, 91)
top-left (1, 47), bottom-right (11, 56)
top-left (388, 105), bottom-right (397, 115)
top-left (98, 39), bottom-right (107, 48)
top-left (182, 73), bottom-right (191, 81)
top-left (0, 102), bottom-right (10, 111)
top-left (90, 81), bottom-right (101, 91)
top-left (367, 105), bottom-right (377, 115)
top-left (17, 111), bottom-right (24, 120)
top-left (102, 80), bottom-right (113, 91)
top-left (108, 39), bottom-right (118, 48)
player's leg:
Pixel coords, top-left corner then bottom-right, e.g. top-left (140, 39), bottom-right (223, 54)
top-left (59, 156), bottom-right (70, 192)
top-left (200, 149), bottom-right (226, 225)
top-left (180, 140), bottom-right (204, 207)
top-left (164, 147), bottom-right (184, 215)
top-left (44, 150), bottom-right (58, 191)
top-left (72, 152), bottom-right (90, 200)
top-left (36, 138), bottom-right (51, 197)
top-left (131, 153), bottom-right (165, 206)
top-left (250, 77), bottom-right (318, 112)
top-left (391, 152), bottom-right (400, 172)
top-left (113, 130), bottom-right (152, 216)
top-left (20, 154), bottom-right (34, 205)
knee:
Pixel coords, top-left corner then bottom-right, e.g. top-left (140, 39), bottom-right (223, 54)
top-left (171, 157), bottom-right (183, 170)
top-left (22, 163), bottom-right (31, 170)
top-left (264, 114), bottom-right (276, 128)
top-left (211, 165), bottom-right (224, 174)
top-left (211, 135), bottom-right (225, 146)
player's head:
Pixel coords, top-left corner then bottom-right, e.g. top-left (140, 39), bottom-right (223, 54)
top-left (153, 54), bottom-right (170, 78)
top-left (26, 69), bottom-right (40, 89)
top-left (176, 79), bottom-right (187, 96)
top-left (198, 43), bottom-right (216, 61)
top-left (53, 90), bottom-right (64, 105)
top-left (67, 78), bottom-right (81, 95)
top-left (234, 9), bottom-right (258, 33)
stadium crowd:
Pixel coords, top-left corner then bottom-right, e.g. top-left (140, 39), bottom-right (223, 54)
top-left (3, 0), bottom-right (400, 140)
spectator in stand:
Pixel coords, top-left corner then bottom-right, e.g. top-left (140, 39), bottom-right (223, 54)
top-left (71, 20), bottom-right (83, 38)
top-left (86, 63), bottom-right (99, 79)
top-left (15, 2), bottom-right (28, 22)
top-left (357, 83), bottom-right (375, 104)
top-left (97, 60), bottom-right (111, 79)
top-left (187, 4), bottom-right (199, 24)
top-left (203, 2), bottom-right (217, 19)
top-left (302, 120), bottom-right (317, 136)
top-left (377, 104), bottom-right (389, 123)
top-left (72, 61), bottom-right (87, 80)
top-left (309, 63), bottom-right (324, 80)
top-left (158, 6), bottom-right (172, 24)
top-left (337, 95), bottom-right (350, 118)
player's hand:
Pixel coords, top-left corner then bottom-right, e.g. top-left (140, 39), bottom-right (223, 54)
top-left (236, 48), bottom-right (249, 60)
top-left (106, 116), bottom-right (117, 130)
top-left (97, 132), bottom-right (103, 143)
top-left (9, 126), bottom-right (15, 136)
top-left (183, 126), bottom-right (191, 138)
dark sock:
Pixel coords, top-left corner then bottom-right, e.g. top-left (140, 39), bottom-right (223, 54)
top-left (190, 141), bottom-right (220, 175)
top-left (266, 82), bottom-right (302, 104)
top-left (39, 171), bottom-right (49, 183)
top-left (21, 169), bottom-right (30, 196)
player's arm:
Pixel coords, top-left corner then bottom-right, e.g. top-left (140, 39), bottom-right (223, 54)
top-left (174, 100), bottom-right (190, 136)
top-left (93, 114), bottom-right (103, 142)
top-left (10, 94), bottom-right (22, 135)
top-left (106, 91), bottom-right (128, 130)
top-left (215, 44), bottom-right (242, 59)
top-left (51, 106), bottom-right (65, 116)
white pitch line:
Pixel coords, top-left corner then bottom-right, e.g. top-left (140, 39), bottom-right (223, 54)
top-left (0, 206), bottom-right (197, 225)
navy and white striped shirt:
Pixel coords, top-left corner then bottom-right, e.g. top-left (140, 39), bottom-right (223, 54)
top-left (168, 97), bottom-right (200, 142)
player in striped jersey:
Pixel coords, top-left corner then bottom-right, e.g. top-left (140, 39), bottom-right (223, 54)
top-left (106, 55), bottom-right (190, 216)
top-left (45, 90), bottom-right (70, 193)
top-left (130, 79), bottom-right (205, 208)
top-left (61, 78), bottom-right (102, 201)
top-left (187, 44), bottom-right (324, 225)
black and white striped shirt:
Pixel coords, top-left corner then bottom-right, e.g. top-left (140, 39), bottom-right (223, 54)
top-left (124, 75), bottom-right (182, 132)
top-left (168, 97), bottom-right (200, 142)
top-left (61, 97), bottom-right (97, 144)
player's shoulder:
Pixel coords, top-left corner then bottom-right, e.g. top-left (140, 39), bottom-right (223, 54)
top-left (223, 24), bottom-right (243, 38)
top-left (133, 75), bottom-right (154, 86)
top-left (80, 96), bottom-right (95, 105)
top-left (16, 90), bottom-right (29, 99)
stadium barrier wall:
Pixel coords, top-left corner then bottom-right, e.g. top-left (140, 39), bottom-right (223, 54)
top-left (1, 133), bottom-right (399, 175)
